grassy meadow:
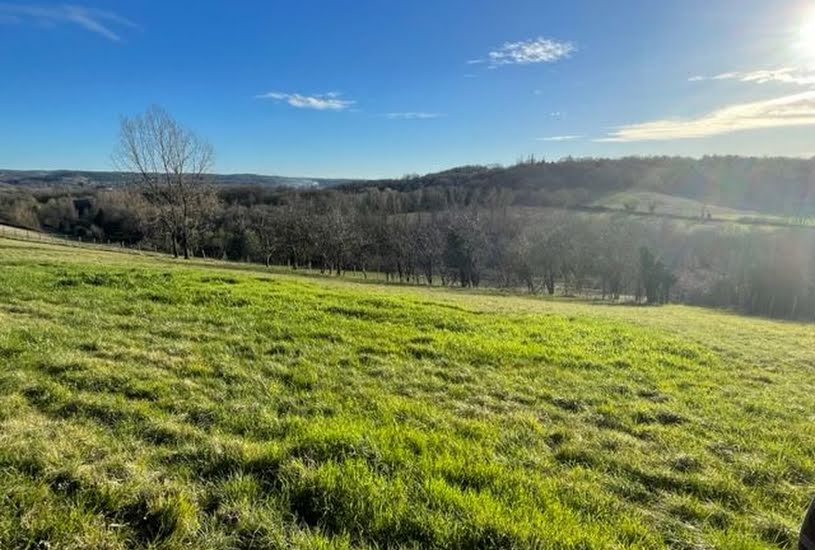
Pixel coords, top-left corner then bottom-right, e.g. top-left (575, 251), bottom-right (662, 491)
top-left (0, 237), bottom-right (814, 549)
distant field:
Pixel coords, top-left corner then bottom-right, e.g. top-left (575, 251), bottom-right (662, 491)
top-left (595, 191), bottom-right (782, 222)
top-left (0, 238), bottom-right (814, 549)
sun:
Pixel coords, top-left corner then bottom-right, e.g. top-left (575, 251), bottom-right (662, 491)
top-left (798, 10), bottom-right (815, 64)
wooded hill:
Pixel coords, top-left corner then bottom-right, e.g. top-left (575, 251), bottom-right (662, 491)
top-left (0, 169), bottom-right (350, 190)
top-left (3, 155), bottom-right (815, 320)
top-left (336, 156), bottom-right (815, 219)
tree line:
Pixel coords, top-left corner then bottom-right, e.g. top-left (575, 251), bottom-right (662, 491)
top-left (1, 106), bottom-right (814, 319)
top-left (5, 181), bottom-right (815, 318)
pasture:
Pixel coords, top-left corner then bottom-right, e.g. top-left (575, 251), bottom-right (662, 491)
top-left (0, 237), bottom-right (813, 549)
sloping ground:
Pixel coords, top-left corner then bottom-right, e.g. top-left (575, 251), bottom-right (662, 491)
top-left (0, 224), bottom-right (161, 258)
top-left (0, 238), bottom-right (813, 549)
top-left (0, 223), bottom-right (47, 240)
top-left (595, 191), bottom-right (782, 221)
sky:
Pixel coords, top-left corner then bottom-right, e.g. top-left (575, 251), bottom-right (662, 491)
top-left (1, 0), bottom-right (815, 178)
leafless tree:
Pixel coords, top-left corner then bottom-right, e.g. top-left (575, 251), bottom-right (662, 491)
top-left (114, 105), bottom-right (215, 259)
top-left (415, 214), bottom-right (445, 285)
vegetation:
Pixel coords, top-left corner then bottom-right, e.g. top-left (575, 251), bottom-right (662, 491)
top-left (3, 112), bottom-right (815, 321)
top-left (0, 237), bottom-right (814, 549)
top-left (7, 181), bottom-right (815, 318)
top-left (5, 175), bottom-right (815, 318)
top-left (113, 105), bottom-right (217, 260)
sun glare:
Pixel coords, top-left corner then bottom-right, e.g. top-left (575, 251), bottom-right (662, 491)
top-left (798, 10), bottom-right (815, 64)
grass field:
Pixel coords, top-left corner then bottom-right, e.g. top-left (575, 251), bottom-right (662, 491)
top-left (1, 237), bottom-right (814, 549)
top-left (594, 191), bottom-right (777, 222)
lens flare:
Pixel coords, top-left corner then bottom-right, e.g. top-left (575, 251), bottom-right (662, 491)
top-left (798, 11), bottom-right (815, 64)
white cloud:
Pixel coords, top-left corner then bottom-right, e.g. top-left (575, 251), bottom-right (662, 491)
top-left (0, 3), bottom-right (137, 41)
top-left (536, 135), bottom-right (582, 142)
top-left (471, 37), bottom-right (575, 68)
top-left (689, 67), bottom-right (815, 86)
top-left (383, 112), bottom-right (443, 120)
top-left (599, 91), bottom-right (815, 142)
top-left (256, 91), bottom-right (355, 111)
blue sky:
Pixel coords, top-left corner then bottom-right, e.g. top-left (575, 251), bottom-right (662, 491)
top-left (1, 0), bottom-right (815, 178)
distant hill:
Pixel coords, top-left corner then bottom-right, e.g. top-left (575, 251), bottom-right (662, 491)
top-left (338, 156), bottom-right (815, 218)
top-left (0, 170), bottom-right (351, 189)
top-left (5, 156), bottom-right (815, 218)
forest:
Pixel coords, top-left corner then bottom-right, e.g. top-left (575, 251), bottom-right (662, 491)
top-left (2, 170), bottom-right (814, 320)
top-left (1, 108), bottom-right (814, 320)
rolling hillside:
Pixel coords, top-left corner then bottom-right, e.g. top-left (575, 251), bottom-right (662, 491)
top-left (0, 237), bottom-right (813, 548)
top-left (337, 156), bottom-right (815, 219)
top-left (0, 170), bottom-right (351, 190)
top-left (594, 191), bottom-right (782, 221)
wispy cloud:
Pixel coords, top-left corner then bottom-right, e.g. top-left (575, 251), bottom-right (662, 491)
top-left (255, 91), bottom-right (355, 111)
top-left (469, 37), bottom-right (575, 68)
top-left (536, 135), bottom-right (582, 142)
top-left (689, 67), bottom-right (815, 86)
top-left (0, 3), bottom-right (137, 41)
top-left (383, 112), bottom-right (443, 120)
top-left (599, 91), bottom-right (815, 142)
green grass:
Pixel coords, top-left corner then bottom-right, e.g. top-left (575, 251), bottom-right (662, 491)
top-left (1, 237), bottom-right (814, 549)
top-left (595, 191), bottom-right (776, 221)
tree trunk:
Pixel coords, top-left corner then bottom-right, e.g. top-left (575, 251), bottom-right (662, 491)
top-left (545, 272), bottom-right (555, 295)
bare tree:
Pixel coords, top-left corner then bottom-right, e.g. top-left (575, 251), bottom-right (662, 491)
top-left (114, 105), bottom-right (215, 259)
top-left (445, 210), bottom-right (487, 288)
top-left (248, 205), bottom-right (278, 267)
top-left (415, 214), bottom-right (445, 285)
